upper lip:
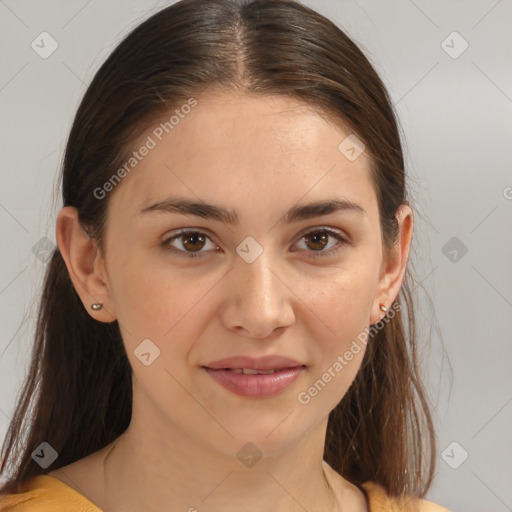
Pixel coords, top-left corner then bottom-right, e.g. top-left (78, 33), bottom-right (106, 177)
top-left (203, 355), bottom-right (305, 371)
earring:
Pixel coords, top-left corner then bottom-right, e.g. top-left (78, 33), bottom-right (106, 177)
top-left (91, 303), bottom-right (103, 311)
top-left (379, 303), bottom-right (387, 313)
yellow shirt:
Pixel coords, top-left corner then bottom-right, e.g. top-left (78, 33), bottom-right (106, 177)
top-left (0, 475), bottom-right (452, 511)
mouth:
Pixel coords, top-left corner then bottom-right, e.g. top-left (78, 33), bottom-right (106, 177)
top-left (202, 365), bottom-right (306, 398)
top-left (206, 366), bottom-right (304, 374)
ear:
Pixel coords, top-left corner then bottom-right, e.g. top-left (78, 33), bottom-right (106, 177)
top-left (370, 204), bottom-right (413, 324)
top-left (56, 206), bottom-right (117, 322)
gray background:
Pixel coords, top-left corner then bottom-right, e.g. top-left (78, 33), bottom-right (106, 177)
top-left (0, 1), bottom-right (511, 511)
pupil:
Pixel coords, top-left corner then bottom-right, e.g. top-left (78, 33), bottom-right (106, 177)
top-left (307, 233), bottom-right (327, 251)
top-left (183, 233), bottom-right (205, 251)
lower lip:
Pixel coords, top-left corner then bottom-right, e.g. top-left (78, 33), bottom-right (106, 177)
top-left (203, 366), bottom-right (306, 398)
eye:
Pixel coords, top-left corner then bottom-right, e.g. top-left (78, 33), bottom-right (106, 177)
top-left (293, 228), bottom-right (348, 259)
top-left (161, 227), bottom-right (348, 259)
top-left (161, 230), bottom-right (219, 259)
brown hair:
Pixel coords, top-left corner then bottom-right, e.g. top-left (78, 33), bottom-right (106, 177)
top-left (1, 0), bottom-right (438, 504)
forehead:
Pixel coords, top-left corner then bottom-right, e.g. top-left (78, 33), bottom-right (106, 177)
top-left (108, 92), bottom-right (377, 224)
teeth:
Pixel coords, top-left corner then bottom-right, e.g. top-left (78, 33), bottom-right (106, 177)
top-left (227, 368), bottom-right (278, 374)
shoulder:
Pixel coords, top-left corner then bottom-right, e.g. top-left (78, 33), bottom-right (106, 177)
top-left (0, 475), bottom-right (101, 512)
top-left (361, 481), bottom-right (452, 512)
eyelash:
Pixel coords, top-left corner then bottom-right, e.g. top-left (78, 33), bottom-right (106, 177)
top-left (160, 228), bottom-right (348, 260)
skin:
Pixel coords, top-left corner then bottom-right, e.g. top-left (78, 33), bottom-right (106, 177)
top-left (51, 91), bottom-right (413, 512)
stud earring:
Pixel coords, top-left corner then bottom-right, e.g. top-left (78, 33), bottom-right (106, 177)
top-left (379, 303), bottom-right (387, 313)
top-left (91, 303), bottom-right (103, 311)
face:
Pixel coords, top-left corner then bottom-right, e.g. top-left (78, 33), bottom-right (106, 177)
top-left (76, 92), bottom-right (400, 457)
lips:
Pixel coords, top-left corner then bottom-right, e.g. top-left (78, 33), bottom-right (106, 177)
top-left (202, 355), bottom-right (306, 398)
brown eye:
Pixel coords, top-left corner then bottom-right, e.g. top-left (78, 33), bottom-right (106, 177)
top-left (294, 228), bottom-right (348, 259)
top-left (304, 232), bottom-right (329, 251)
top-left (161, 230), bottom-right (218, 259)
top-left (181, 232), bottom-right (207, 252)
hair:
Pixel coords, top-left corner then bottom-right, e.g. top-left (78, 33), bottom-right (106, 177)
top-left (1, 0), bottom-right (438, 505)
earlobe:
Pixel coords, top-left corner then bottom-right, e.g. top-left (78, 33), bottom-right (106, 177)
top-left (370, 205), bottom-right (413, 324)
top-left (55, 206), bottom-right (117, 322)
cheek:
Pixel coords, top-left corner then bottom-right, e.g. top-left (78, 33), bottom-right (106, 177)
top-left (296, 273), bottom-right (373, 413)
top-left (302, 261), bottom-right (378, 391)
top-left (106, 247), bottom-right (182, 342)
top-left (306, 264), bottom-right (378, 340)
top-left (107, 252), bottom-right (218, 373)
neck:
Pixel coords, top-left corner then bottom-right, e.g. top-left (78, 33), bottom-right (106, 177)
top-left (101, 417), bottom-right (340, 512)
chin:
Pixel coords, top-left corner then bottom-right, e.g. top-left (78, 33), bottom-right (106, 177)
top-left (206, 417), bottom-right (312, 460)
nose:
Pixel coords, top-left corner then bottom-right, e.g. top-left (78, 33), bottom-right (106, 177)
top-left (221, 247), bottom-right (295, 339)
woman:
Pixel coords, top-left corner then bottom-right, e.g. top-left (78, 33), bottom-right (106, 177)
top-left (0, 0), bottom-right (450, 510)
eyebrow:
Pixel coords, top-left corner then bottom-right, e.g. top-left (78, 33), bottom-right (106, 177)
top-left (137, 197), bottom-right (365, 225)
